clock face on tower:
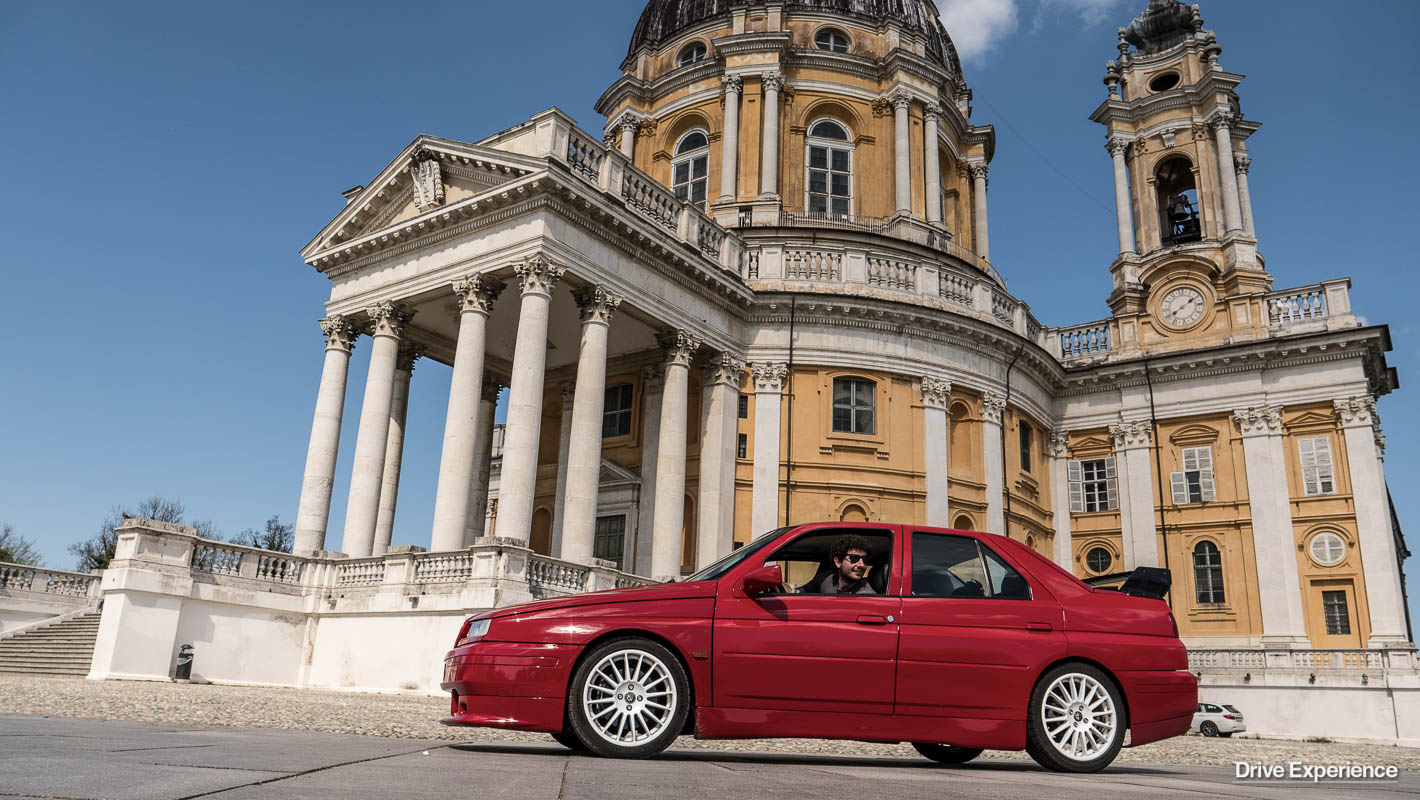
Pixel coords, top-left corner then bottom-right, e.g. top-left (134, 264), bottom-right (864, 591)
top-left (1160, 286), bottom-right (1206, 328)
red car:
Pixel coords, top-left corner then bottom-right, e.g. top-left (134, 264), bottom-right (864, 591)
top-left (441, 523), bottom-right (1196, 772)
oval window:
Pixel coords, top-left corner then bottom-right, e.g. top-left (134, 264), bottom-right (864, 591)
top-left (1086, 547), bottom-right (1112, 574)
top-left (1309, 532), bottom-right (1346, 566)
top-left (1149, 72), bottom-right (1181, 92)
top-left (679, 42), bottom-right (707, 67)
top-left (815, 29), bottom-right (850, 53)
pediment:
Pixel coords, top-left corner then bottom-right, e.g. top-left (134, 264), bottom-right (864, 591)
top-left (600, 459), bottom-right (641, 485)
top-left (1286, 410), bottom-right (1338, 432)
top-left (1071, 435), bottom-right (1113, 457)
top-left (300, 135), bottom-right (546, 262)
top-left (1168, 423), bottom-right (1221, 446)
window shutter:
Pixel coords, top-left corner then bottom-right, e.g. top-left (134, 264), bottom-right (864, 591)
top-left (1200, 470), bottom-right (1216, 502)
top-left (1170, 472), bottom-right (1189, 504)
top-left (1182, 448), bottom-right (1198, 471)
top-left (1196, 447), bottom-right (1213, 471)
top-left (1067, 460), bottom-right (1084, 513)
top-left (1104, 456), bottom-right (1119, 511)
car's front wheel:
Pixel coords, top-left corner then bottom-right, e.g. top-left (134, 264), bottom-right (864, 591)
top-left (1025, 663), bottom-right (1127, 773)
top-left (566, 637), bottom-right (689, 759)
top-left (911, 742), bottom-right (983, 765)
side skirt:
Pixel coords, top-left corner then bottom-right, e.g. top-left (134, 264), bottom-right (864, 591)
top-left (694, 707), bottom-right (1026, 750)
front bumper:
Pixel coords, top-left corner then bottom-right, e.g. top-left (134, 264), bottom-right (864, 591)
top-left (439, 640), bottom-right (581, 733)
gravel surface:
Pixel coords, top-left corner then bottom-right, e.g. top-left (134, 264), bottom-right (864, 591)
top-left (4, 674), bottom-right (1417, 769)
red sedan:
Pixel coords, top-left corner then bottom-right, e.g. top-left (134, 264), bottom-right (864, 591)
top-left (441, 523), bottom-right (1196, 772)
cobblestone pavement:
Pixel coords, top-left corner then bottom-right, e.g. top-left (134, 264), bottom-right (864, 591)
top-left (4, 674), bottom-right (1417, 769)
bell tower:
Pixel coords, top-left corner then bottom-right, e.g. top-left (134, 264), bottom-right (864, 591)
top-left (1091, 0), bottom-right (1270, 351)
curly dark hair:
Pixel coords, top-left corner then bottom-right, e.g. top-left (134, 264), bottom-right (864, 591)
top-left (831, 533), bottom-right (871, 562)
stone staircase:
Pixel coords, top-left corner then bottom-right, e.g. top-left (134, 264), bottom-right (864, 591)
top-left (0, 611), bottom-right (101, 676)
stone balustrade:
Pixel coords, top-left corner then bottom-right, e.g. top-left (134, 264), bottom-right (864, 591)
top-left (0, 563), bottom-right (101, 600)
top-left (1189, 647), bottom-right (1412, 673)
top-left (0, 562), bottom-right (103, 634)
top-left (1266, 279), bottom-right (1355, 332)
top-left (1055, 320), bottom-right (1114, 362)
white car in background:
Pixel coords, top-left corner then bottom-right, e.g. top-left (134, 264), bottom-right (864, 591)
top-left (1192, 702), bottom-right (1246, 737)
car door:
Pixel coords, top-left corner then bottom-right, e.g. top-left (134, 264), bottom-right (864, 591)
top-left (713, 524), bottom-right (902, 714)
top-left (895, 530), bottom-right (1067, 720)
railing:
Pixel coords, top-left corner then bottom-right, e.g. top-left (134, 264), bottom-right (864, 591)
top-left (785, 248), bottom-right (841, 282)
top-left (1188, 649), bottom-right (1267, 669)
top-left (192, 544), bottom-right (243, 576)
top-left (0, 563), bottom-right (100, 598)
top-left (867, 256), bottom-right (916, 292)
top-left (1025, 314), bottom-right (1043, 343)
top-left (776, 211), bottom-right (890, 234)
top-left (256, 554), bottom-right (304, 584)
top-left (696, 218), bottom-right (725, 259)
top-left (414, 552), bottom-right (475, 584)
top-left (939, 272), bottom-right (974, 307)
top-left (991, 291), bottom-right (1015, 327)
top-left (335, 558), bottom-right (386, 587)
top-left (1291, 650), bottom-right (1385, 669)
top-left (1058, 321), bottom-right (1112, 360)
top-left (620, 172), bottom-right (678, 233)
top-left (1188, 648), bottom-right (1402, 671)
top-left (527, 555), bottom-right (588, 593)
top-left (615, 574), bottom-right (656, 589)
top-left (1267, 286), bottom-right (1326, 327)
top-left (565, 131), bottom-right (604, 182)
top-left (743, 248), bottom-right (759, 280)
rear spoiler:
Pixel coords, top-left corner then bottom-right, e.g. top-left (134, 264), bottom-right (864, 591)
top-left (1118, 567), bottom-right (1171, 600)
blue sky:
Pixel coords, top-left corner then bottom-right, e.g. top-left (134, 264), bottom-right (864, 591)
top-left (3, 1), bottom-right (1418, 621)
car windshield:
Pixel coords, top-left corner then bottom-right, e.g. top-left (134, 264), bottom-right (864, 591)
top-left (684, 528), bottom-right (790, 582)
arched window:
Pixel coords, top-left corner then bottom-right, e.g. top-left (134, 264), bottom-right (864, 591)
top-left (1193, 541), bottom-right (1225, 604)
top-left (1086, 547), bottom-right (1112, 574)
top-left (814, 28), bottom-right (850, 53)
top-left (807, 119), bottom-right (853, 219)
top-left (840, 504), bottom-right (868, 523)
top-left (672, 129), bottom-right (709, 209)
top-left (678, 42), bottom-right (707, 67)
top-left (1156, 156), bottom-right (1201, 245)
top-left (953, 514), bottom-right (975, 531)
top-left (832, 376), bottom-right (874, 434)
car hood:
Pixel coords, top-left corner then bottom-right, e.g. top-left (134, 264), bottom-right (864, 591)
top-left (477, 580), bottom-right (717, 620)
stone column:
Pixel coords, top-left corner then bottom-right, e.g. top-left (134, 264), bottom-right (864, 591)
top-left (981, 392), bottom-right (1006, 534)
top-left (750, 362), bottom-right (788, 537)
top-left (1107, 136), bottom-right (1137, 255)
top-left (497, 255), bottom-right (565, 546)
top-left (890, 89), bottom-right (913, 215)
top-left (634, 366), bottom-right (665, 574)
top-left (921, 377), bottom-right (952, 527)
top-left (550, 384), bottom-right (575, 556)
top-left (1110, 420), bottom-right (1159, 570)
top-left (1335, 398), bottom-right (1410, 647)
top-left (698, 354), bottom-right (744, 567)
top-left (1234, 154), bottom-right (1256, 237)
top-left (429, 276), bottom-right (502, 553)
top-left (719, 75), bottom-right (742, 203)
top-left (341, 301), bottom-right (411, 558)
top-left (759, 72), bottom-right (783, 197)
top-left (1210, 112), bottom-right (1244, 235)
top-left (970, 163), bottom-right (991, 261)
top-left (1232, 407), bottom-right (1309, 645)
top-left (560, 288), bottom-right (623, 566)
top-left (1049, 430), bottom-right (1073, 569)
top-left (650, 331), bottom-right (701, 581)
top-left (373, 344), bottom-right (421, 556)
top-left (924, 103), bottom-right (942, 224)
top-left (463, 377), bottom-right (501, 545)
top-left (618, 114), bottom-right (638, 160)
top-left (294, 317), bottom-right (356, 554)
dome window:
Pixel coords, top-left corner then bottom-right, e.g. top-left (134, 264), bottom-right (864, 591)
top-left (1148, 72), bottom-right (1181, 92)
top-left (814, 28), bottom-right (850, 53)
top-left (806, 120), bottom-right (853, 219)
top-left (678, 42), bottom-right (708, 67)
top-left (672, 129), bottom-right (710, 209)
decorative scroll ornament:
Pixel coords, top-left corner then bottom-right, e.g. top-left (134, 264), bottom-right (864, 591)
top-left (1232, 405), bottom-right (1284, 437)
top-left (452, 274), bottom-right (505, 315)
top-left (1333, 396), bottom-right (1378, 428)
top-left (1049, 430), bottom-right (1072, 459)
top-left (573, 286), bottom-right (623, 325)
top-left (705, 353), bottom-right (746, 387)
top-left (319, 316), bottom-right (357, 352)
top-left (658, 330), bottom-right (702, 368)
top-left (395, 343), bottom-right (422, 373)
top-left (366, 301), bottom-right (411, 338)
top-left (750, 362), bottom-right (789, 393)
top-left (1110, 419), bottom-right (1154, 448)
top-left (410, 151), bottom-right (445, 211)
top-left (513, 254), bottom-right (566, 296)
top-left (980, 392), bottom-right (1007, 424)
top-left (920, 377), bottom-right (952, 410)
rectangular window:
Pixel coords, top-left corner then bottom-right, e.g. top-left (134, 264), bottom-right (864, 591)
top-left (1170, 446), bottom-right (1216, 504)
top-left (1069, 458), bottom-right (1118, 513)
top-left (602, 383), bottom-right (634, 438)
top-left (1299, 437), bottom-right (1336, 495)
top-left (1322, 590), bottom-right (1351, 635)
top-left (1019, 425), bottom-right (1033, 473)
top-left (831, 378), bottom-right (875, 435)
top-left (736, 433), bottom-right (747, 459)
top-left (738, 394), bottom-right (749, 419)
top-left (593, 516), bottom-right (626, 570)
top-left (807, 144), bottom-right (852, 219)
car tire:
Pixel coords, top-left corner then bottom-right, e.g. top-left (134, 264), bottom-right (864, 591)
top-left (911, 742), bottom-right (984, 765)
top-left (551, 730), bottom-right (588, 751)
top-left (566, 637), bottom-right (690, 759)
top-left (1025, 662), bottom-right (1127, 773)
top-left (1200, 721), bottom-right (1219, 737)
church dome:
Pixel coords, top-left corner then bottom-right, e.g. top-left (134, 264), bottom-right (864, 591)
top-left (628, 0), bottom-right (962, 78)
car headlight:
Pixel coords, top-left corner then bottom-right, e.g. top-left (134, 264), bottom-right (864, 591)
top-left (461, 618), bottom-right (491, 644)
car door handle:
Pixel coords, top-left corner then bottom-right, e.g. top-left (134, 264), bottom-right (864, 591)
top-left (856, 615), bottom-right (888, 626)
top-left (1025, 622), bottom-right (1053, 632)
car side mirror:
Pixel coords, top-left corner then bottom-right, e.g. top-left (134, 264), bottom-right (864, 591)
top-left (739, 564), bottom-right (783, 597)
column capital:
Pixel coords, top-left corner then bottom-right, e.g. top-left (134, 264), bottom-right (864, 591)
top-left (452, 274), bottom-right (505, 315)
top-left (980, 391), bottom-right (1006, 424)
top-left (1208, 109), bottom-right (1236, 132)
top-left (395, 342), bottom-right (422, 373)
top-left (657, 330), bottom-right (702, 368)
top-left (319, 316), bottom-right (357, 353)
top-left (513, 254), bottom-right (565, 296)
top-left (705, 353), bottom-right (747, 387)
top-left (920, 376), bottom-right (952, 410)
top-left (1232, 405), bottom-right (1284, 437)
top-left (761, 71), bottom-right (785, 93)
top-left (721, 73), bottom-right (743, 93)
top-left (617, 112), bottom-right (642, 134)
top-left (1110, 419), bottom-right (1153, 449)
top-left (1105, 136), bottom-right (1131, 157)
top-left (922, 102), bottom-right (942, 121)
top-left (887, 87), bottom-right (913, 110)
top-left (573, 286), bottom-right (623, 325)
top-left (1048, 429), bottom-right (1072, 459)
top-left (968, 162), bottom-right (990, 181)
top-left (365, 301), bottom-right (411, 338)
top-left (642, 364), bottom-right (666, 394)
top-left (1334, 396), bottom-right (1378, 429)
top-left (1233, 153), bottom-right (1253, 174)
top-left (749, 361), bottom-right (788, 393)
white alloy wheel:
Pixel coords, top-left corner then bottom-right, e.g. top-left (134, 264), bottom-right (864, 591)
top-left (1040, 672), bottom-right (1119, 761)
top-left (581, 648), bottom-right (678, 747)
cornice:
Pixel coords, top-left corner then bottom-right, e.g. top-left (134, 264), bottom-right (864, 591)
top-left (711, 31), bottom-right (792, 57)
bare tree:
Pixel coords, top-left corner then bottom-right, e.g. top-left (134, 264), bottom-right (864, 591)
top-left (0, 523), bottom-right (44, 566)
top-left (229, 516), bottom-right (294, 553)
top-left (69, 496), bottom-right (190, 572)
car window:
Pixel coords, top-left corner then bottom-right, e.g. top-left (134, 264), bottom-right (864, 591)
top-left (910, 533), bottom-right (989, 598)
top-left (687, 527), bottom-right (788, 581)
top-left (1196, 704), bottom-right (1204, 713)
top-left (1205, 704), bottom-right (1221, 713)
top-left (1223, 705), bottom-right (1240, 714)
top-left (980, 544), bottom-right (1032, 600)
top-left (762, 529), bottom-right (893, 594)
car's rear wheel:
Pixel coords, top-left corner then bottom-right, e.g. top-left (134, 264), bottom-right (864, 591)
top-left (1200, 721), bottom-right (1219, 737)
top-left (911, 742), bottom-right (984, 765)
top-left (1025, 663), bottom-right (1126, 773)
top-left (550, 730), bottom-right (588, 751)
top-left (566, 638), bottom-right (689, 759)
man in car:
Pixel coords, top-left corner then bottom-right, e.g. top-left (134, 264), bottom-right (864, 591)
top-left (818, 533), bottom-right (876, 594)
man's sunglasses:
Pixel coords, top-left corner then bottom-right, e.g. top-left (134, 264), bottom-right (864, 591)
top-left (840, 553), bottom-right (869, 564)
